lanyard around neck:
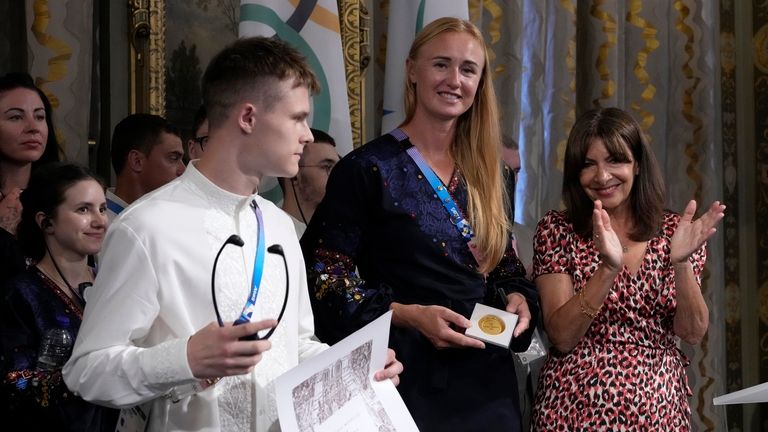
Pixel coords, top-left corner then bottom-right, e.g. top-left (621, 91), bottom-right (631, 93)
top-left (393, 129), bottom-right (474, 242)
top-left (392, 129), bottom-right (483, 266)
top-left (406, 145), bottom-right (474, 241)
top-left (234, 200), bottom-right (266, 325)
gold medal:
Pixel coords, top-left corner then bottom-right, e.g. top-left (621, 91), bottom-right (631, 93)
top-left (478, 314), bottom-right (505, 335)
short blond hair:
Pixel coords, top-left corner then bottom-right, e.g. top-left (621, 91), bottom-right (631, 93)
top-left (203, 36), bottom-right (320, 128)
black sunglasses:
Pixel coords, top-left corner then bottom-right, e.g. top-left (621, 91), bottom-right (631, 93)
top-left (211, 236), bottom-right (289, 340)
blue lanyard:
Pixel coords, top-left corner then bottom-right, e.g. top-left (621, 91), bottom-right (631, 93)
top-left (106, 197), bottom-right (125, 215)
top-left (234, 200), bottom-right (266, 325)
top-left (392, 129), bottom-right (475, 242)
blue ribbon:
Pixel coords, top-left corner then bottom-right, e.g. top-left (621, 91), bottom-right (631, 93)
top-left (234, 200), bottom-right (266, 325)
top-left (391, 129), bottom-right (475, 242)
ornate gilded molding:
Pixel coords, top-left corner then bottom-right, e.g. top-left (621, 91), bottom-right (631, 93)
top-left (148, 0), bottom-right (166, 116)
top-left (339, 0), bottom-right (368, 147)
top-left (129, 0), bottom-right (165, 115)
top-left (360, 2), bottom-right (370, 72)
top-left (755, 7), bottom-right (768, 428)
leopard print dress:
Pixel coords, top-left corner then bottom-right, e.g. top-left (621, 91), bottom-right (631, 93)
top-left (531, 211), bottom-right (706, 431)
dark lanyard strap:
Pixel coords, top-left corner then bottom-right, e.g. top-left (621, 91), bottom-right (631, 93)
top-left (234, 200), bottom-right (266, 325)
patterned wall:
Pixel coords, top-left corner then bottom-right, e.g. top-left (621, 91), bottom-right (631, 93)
top-left (26, 0), bottom-right (94, 164)
top-left (719, 0), bottom-right (742, 429)
top-left (754, 1), bottom-right (768, 430)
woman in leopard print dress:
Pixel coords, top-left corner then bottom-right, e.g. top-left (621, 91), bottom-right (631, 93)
top-left (531, 108), bottom-right (725, 431)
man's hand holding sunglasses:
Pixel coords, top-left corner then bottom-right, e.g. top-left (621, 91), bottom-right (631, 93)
top-left (187, 319), bottom-right (277, 379)
top-left (186, 318), bottom-right (404, 386)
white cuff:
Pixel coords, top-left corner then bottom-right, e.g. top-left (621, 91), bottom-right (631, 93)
top-left (140, 337), bottom-right (196, 385)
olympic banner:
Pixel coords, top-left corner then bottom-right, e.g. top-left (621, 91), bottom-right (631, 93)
top-left (239, 0), bottom-right (353, 156)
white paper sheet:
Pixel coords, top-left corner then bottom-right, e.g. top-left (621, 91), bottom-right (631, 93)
top-left (275, 311), bottom-right (418, 432)
top-left (713, 381), bottom-right (768, 405)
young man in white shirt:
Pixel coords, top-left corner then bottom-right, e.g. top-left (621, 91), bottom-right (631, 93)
top-left (64, 36), bottom-right (402, 431)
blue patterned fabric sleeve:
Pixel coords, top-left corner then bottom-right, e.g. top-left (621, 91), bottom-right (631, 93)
top-left (1, 272), bottom-right (77, 409)
top-left (301, 151), bottom-right (390, 345)
top-left (1, 270), bottom-right (118, 430)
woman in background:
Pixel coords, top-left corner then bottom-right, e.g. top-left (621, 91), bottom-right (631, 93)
top-left (0, 72), bottom-right (61, 282)
top-left (0, 162), bottom-right (117, 431)
top-left (302, 17), bottom-right (537, 431)
top-left (531, 107), bottom-right (725, 430)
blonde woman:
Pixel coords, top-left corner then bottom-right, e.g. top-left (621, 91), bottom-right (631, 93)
top-left (302, 17), bottom-right (537, 431)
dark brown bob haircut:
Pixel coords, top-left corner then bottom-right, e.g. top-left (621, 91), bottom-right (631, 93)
top-left (202, 36), bottom-right (320, 128)
top-left (562, 107), bottom-right (665, 241)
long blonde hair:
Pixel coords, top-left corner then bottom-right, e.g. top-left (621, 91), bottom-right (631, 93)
top-left (401, 17), bottom-right (509, 273)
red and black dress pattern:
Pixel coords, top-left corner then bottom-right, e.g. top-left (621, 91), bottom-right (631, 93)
top-left (531, 210), bottom-right (706, 431)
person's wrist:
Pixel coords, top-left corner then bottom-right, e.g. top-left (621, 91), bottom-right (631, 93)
top-left (186, 335), bottom-right (199, 377)
top-left (391, 302), bottom-right (417, 328)
top-left (600, 261), bottom-right (621, 274)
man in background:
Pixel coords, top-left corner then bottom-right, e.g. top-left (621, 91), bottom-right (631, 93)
top-left (279, 128), bottom-right (339, 237)
top-left (186, 105), bottom-right (208, 162)
top-left (502, 134), bottom-right (521, 201)
top-left (107, 113), bottom-right (185, 220)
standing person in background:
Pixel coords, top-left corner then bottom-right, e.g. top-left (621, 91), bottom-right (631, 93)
top-left (531, 107), bottom-right (725, 430)
top-left (63, 36), bottom-right (401, 431)
top-left (278, 128), bottom-right (339, 237)
top-left (501, 134), bottom-right (522, 254)
top-left (302, 17), bottom-right (537, 431)
top-left (0, 72), bottom-right (60, 282)
top-left (500, 133), bottom-right (540, 431)
top-left (106, 113), bottom-right (185, 220)
top-left (186, 105), bottom-right (208, 162)
top-left (1, 162), bottom-right (117, 431)
top-left (502, 134), bottom-right (521, 183)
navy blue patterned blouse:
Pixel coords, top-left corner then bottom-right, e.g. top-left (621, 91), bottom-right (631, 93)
top-left (0, 228), bottom-right (25, 284)
top-left (301, 132), bottom-right (538, 432)
top-left (0, 267), bottom-right (117, 431)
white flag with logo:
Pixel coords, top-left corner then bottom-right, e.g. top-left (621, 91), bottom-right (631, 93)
top-left (381, 0), bottom-right (469, 133)
top-left (239, 0), bottom-right (352, 156)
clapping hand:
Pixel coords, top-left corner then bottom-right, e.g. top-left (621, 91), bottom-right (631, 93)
top-left (592, 200), bottom-right (623, 271)
top-left (670, 200), bottom-right (725, 265)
